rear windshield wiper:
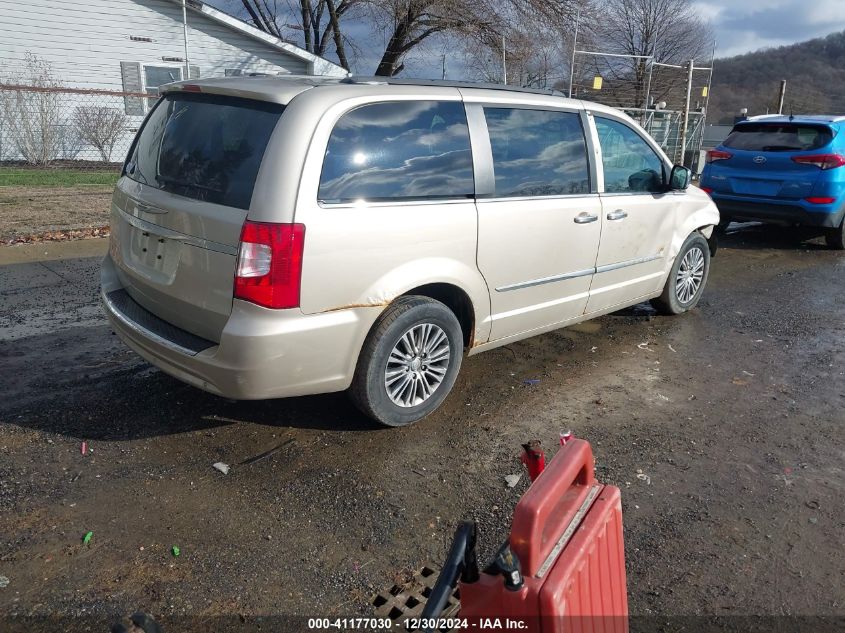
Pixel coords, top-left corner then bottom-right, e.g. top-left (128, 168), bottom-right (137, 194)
top-left (155, 174), bottom-right (222, 193)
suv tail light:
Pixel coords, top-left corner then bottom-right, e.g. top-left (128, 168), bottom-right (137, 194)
top-left (791, 154), bottom-right (845, 170)
top-left (234, 221), bottom-right (305, 309)
top-left (706, 149), bottom-right (732, 164)
top-left (804, 196), bottom-right (837, 204)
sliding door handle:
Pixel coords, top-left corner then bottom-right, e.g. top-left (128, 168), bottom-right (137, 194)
top-left (607, 209), bottom-right (628, 221)
top-left (574, 212), bottom-right (599, 224)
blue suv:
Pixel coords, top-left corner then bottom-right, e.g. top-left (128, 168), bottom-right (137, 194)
top-left (700, 115), bottom-right (845, 249)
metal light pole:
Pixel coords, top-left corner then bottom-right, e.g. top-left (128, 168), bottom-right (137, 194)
top-left (643, 32), bottom-right (660, 116)
top-left (568, 8), bottom-right (581, 98)
top-left (679, 59), bottom-right (695, 164)
top-left (502, 35), bottom-right (507, 84)
top-left (181, 0), bottom-right (191, 78)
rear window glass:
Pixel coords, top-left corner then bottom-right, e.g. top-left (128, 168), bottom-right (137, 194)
top-left (723, 123), bottom-right (833, 152)
top-left (125, 93), bottom-right (283, 210)
top-left (318, 101), bottom-right (474, 203)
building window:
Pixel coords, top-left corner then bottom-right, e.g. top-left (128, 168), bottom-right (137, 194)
top-left (143, 65), bottom-right (183, 109)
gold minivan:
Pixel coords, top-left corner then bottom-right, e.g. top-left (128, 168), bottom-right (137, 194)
top-left (101, 76), bottom-right (719, 426)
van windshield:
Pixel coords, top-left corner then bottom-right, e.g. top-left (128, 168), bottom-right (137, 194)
top-left (125, 93), bottom-right (284, 210)
top-left (723, 123), bottom-right (833, 152)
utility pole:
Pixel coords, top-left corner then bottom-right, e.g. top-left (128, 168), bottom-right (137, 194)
top-left (502, 35), bottom-right (507, 84)
top-left (568, 8), bottom-right (581, 98)
top-left (679, 59), bottom-right (695, 165)
top-left (777, 80), bottom-right (787, 114)
top-left (181, 0), bottom-right (191, 78)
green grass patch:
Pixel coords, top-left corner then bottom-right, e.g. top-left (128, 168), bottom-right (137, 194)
top-left (0, 168), bottom-right (119, 187)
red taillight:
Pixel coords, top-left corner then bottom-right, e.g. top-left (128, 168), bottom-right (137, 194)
top-left (706, 149), bottom-right (732, 164)
top-left (234, 221), bottom-right (305, 309)
top-left (700, 186), bottom-right (714, 195)
top-left (804, 196), bottom-right (837, 204)
top-left (791, 154), bottom-right (845, 170)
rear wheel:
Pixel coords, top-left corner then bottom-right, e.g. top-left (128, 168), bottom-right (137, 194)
top-left (349, 296), bottom-right (463, 427)
top-left (824, 218), bottom-right (845, 250)
top-left (651, 233), bottom-right (711, 315)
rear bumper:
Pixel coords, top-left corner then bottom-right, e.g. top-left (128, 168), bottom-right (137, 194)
top-left (101, 254), bottom-right (379, 400)
top-left (711, 195), bottom-right (845, 228)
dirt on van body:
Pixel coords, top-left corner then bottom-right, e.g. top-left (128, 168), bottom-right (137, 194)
top-left (0, 224), bottom-right (843, 631)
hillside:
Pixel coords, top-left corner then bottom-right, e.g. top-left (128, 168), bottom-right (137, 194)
top-left (709, 31), bottom-right (845, 124)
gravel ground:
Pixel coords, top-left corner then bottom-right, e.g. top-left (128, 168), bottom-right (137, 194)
top-left (0, 223), bottom-right (843, 632)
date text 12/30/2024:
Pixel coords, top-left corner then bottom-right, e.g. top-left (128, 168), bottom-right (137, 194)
top-left (307, 618), bottom-right (528, 630)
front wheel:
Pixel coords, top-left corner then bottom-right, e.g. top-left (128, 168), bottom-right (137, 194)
top-left (349, 296), bottom-right (464, 427)
top-left (651, 233), bottom-right (711, 315)
top-left (824, 218), bottom-right (845, 250)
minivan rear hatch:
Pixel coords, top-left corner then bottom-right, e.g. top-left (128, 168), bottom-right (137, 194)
top-left (111, 92), bottom-right (283, 342)
top-left (712, 122), bottom-right (834, 198)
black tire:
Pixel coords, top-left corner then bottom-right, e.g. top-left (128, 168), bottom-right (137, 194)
top-left (824, 218), bottom-right (845, 250)
top-left (349, 295), bottom-right (464, 427)
top-left (651, 233), bottom-right (711, 316)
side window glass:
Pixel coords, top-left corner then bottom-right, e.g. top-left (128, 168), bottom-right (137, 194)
top-left (595, 117), bottom-right (665, 193)
top-left (318, 101), bottom-right (474, 203)
top-left (483, 108), bottom-right (589, 197)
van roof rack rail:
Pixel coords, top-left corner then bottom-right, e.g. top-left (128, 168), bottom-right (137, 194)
top-left (339, 76), bottom-right (567, 97)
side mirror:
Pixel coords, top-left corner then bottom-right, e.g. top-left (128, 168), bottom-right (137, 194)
top-left (668, 165), bottom-right (691, 191)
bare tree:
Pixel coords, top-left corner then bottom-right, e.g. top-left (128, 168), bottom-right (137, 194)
top-left (584, 0), bottom-right (713, 108)
top-left (74, 106), bottom-right (128, 162)
top-left (236, 0), bottom-right (583, 78)
top-left (239, 0), bottom-right (359, 70)
top-left (0, 53), bottom-right (65, 165)
top-left (463, 1), bottom-right (583, 87)
top-left (366, 0), bottom-right (581, 77)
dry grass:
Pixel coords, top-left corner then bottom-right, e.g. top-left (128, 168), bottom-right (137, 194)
top-left (0, 185), bottom-right (113, 243)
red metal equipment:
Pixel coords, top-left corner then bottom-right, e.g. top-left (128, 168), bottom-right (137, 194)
top-left (422, 438), bottom-right (628, 633)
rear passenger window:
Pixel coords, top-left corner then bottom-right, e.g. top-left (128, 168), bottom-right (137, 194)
top-left (318, 101), bottom-right (474, 203)
top-left (595, 117), bottom-right (664, 193)
top-left (483, 108), bottom-right (589, 197)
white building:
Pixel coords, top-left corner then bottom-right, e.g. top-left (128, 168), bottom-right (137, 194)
top-left (0, 0), bottom-right (346, 161)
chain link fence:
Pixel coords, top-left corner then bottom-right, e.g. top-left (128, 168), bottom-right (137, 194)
top-left (0, 83), bottom-right (148, 173)
top-left (570, 52), bottom-right (713, 170)
top-left (0, 83), bottom-right (150, 243)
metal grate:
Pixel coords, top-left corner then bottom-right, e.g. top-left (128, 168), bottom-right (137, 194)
top-left (372, 565), bottom-right (461, 632)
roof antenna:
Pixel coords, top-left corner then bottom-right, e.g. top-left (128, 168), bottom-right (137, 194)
top-left (789, 104), bottom-right (794, 121)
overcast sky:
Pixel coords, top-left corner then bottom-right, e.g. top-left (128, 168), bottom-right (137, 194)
top-left (697, 0), bottom-right (845, 57)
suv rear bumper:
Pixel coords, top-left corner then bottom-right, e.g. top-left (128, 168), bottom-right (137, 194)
top-left (711, 194), bottom-right (845, 228)
top-left (101, 254), bottom-right (378, 400)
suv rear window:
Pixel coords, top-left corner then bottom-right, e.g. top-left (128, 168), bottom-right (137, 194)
top-left (723, 123), bottom-right (833, 152)
top-left (125, 93), bottom-right (283, 210)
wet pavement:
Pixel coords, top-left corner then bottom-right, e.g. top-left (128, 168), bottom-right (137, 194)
top-left (1, 224), bottom-right (843, 629)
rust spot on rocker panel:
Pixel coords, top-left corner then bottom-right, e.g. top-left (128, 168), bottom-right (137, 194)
top-left (321, 301), bottom-right (389, 313)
